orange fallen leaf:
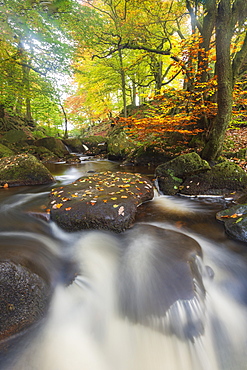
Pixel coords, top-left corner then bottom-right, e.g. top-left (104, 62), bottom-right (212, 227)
top-left (65, 207), bottom-right (72, 211)
top-left (3, 183), bottom-right (8, 188)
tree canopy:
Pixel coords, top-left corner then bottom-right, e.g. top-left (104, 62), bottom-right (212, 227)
top-left (0, 0), bottom-right (246, 160)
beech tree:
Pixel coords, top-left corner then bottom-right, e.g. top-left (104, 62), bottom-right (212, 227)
top-left (201, 0), bottom-right (247, 160)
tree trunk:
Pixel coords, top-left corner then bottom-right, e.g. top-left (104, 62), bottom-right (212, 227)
top-left (0, 104), bottom-right (5, 119)
top-left (201, 0), bottom-right (233, 161)
top-left (60, 104), bottom-right (68, 139)
top-left (118, 48), bottom-right (127, 117)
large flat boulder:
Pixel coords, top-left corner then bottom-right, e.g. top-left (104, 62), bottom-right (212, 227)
top-left (48, 171), bottom-right (154, 232)
top-left (0, 154), bottom-right (54, 187)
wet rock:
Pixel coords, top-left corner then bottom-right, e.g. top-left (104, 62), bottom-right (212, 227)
top-left (126, 143), bottom-right (172, 166)
top-left (155, 152), bottom-right (210, 195)
top-left (81, 136), bottom-right (108, 156)
top-left (216, 203), bottom-right (247, 242)
top-left (0, 154), bottom-right (54, 187)
top-left (156, 153), bottom-right (247, 197)
top-left (181, 161), bottom-right (247, 196)
top-left (49, 171), bottom-right (154, 232)
top-left (0, 261), bottom-right (50, 341)
top-left (63, 138), bottom-right (85, 153)
top-left (118, 224), bottom-right (206, 340)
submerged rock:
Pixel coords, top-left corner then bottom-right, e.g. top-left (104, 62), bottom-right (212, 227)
top-left (0, 154), bottom-right (54, 187)
top-left (117, 224), bottom-right (207, 341)
top-left (49, 171), bottom-right (154, 232)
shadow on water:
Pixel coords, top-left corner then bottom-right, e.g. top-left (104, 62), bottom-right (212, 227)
top-left (0, 158), bottom-right (247, 369)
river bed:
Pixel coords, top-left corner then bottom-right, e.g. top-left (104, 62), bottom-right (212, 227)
top-left (0, 158), bottom-right (247, 370)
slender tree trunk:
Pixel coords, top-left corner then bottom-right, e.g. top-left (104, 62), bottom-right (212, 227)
top-left (131, 77), bottom-right (137, 106)
top-left (201, 0), bottom-right (233, 161)
top-left (60, 104), bottom-right (68, 139)
top-left (118, 48), bottom-right (127, 117)
top-left (24, 65), bottom-right (32, 121)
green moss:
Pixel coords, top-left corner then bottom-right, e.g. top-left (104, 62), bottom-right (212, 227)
top-left (0, 143), bottom-right (14, 158)
top-left (2, 130), bottom-right (28, 144)
top-left (0, 154), bottom-right (54, 186)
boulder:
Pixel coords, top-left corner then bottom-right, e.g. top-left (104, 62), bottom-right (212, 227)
top-left (63, 138), bottom-right (85, 153)
top-left (81, 136), bottom-right (108, 156)
top-left (118, 224), bottom-right (207, 340)
top-left (126, 143), bottom-right (172, 166)
top-left (0, 154), bottom-right (54, 187)
top-left (107, 128), bottom-right (135, 160)
top-left (0, 143), bottom-right (14, 158)
top-left (34, 137), bottom-right (69, 158)
top-left (181, 161), bottom-right (247, 195)
top-left (48, 171), bottom-right (154, 232)
top-left (2, 129), bottom-right (29, 144)
top-left (0, 261), bottom-right (50, 341)
top-left (155, 152), bottom-right (210, 195)
top-left (216, 203), bottom-right (247, 242)
top-left (156, 153), bottom-right (247, 196)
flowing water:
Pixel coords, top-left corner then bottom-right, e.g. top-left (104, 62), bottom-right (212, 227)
top-left (1, 158), bottom-right (247, 370)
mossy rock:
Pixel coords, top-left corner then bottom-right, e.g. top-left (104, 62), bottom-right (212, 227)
top-left (63, 138), bottom-right (85, 153)
top-left (127, 144), bottom-right (172, 166)
top-left (216, 204), bottom-right (247, 242)
top-left (107, 130), bottom-right (135, 160)
top-left (20, 145), bottom-right (59, 162)
top-left (34, 137), bottom-right (69, 158)
top-left (0, 154), bottom-right (54, 187)
top-left (0, 143), bottom-right (14, 158)
top-left (181, 160), bottom-right (247, 195)
top-left (155, 152), bottom-right (210, 195)
top-left (2, 130), bottom-right (29, 144)
top-left (81, 135), bottom-right (108, 155)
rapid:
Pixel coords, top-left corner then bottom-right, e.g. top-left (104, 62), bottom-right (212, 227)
top-left (0, 158), bottom-right (247, 370)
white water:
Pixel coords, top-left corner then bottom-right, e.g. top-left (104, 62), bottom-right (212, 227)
top-left (1, 194), bottom-right (247, 370)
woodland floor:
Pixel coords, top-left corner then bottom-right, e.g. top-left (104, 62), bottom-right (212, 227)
top-left (225, 126), bottom-right (247, 171)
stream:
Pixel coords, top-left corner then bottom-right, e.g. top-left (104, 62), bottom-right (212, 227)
top-left (1, 157), bottom-right (247, 370)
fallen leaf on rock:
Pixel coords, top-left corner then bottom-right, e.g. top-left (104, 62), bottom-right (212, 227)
top-left (52, 203), bottom-right (63, 209)
top-left (118, 206), bottom-right (125, 216)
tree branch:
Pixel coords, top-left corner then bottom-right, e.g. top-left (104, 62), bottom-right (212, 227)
top-left (92, 42), bottom-right (172, 59)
